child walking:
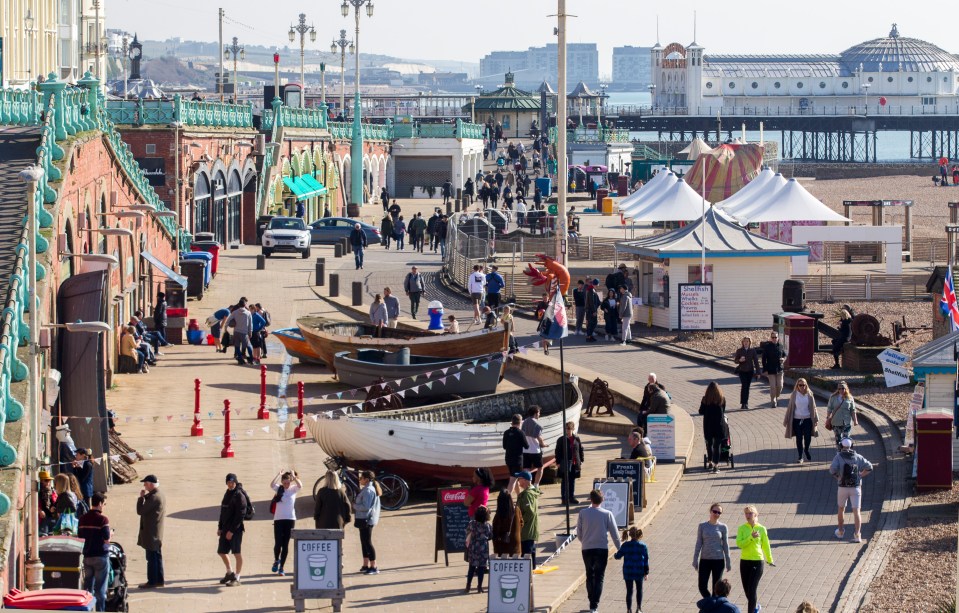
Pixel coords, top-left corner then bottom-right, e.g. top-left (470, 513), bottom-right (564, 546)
top-left (614, 526), bottom-right (650, 613)
top-left (465, 505), bottom-right (492, 593)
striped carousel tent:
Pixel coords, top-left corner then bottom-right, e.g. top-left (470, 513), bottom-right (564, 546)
top-left (683, 143), bottom-right (764, 202)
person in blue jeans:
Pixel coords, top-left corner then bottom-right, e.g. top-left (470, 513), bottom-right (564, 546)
top-left (78, 492), bottom-right (111, 611)
top-left (485, 265), bottom-right (505, 310)
top-left (350, 223), bottom-right (368, 270)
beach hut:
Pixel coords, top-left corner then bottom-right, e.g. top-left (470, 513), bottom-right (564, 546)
top-left (910, 331), bottom-right (959, 463)
top-left (616, 208), bottom-right (808, 330)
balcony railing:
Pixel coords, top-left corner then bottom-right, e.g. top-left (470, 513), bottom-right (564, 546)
top-left (104, 96), bottom-right (253, 129)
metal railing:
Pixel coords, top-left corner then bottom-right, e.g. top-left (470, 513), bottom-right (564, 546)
top-left (794, 274), bottom-right (929, 302)
top-left (550, 126), bottom-right (631, 144)
top-left (606, 103), bottom-right (959, 118)
top-left (393, 120), bottom-right (484, 140)
top-left (0, 87), bottom-right (41, 126)
top-left (104, 96), bottom-right (254, 129)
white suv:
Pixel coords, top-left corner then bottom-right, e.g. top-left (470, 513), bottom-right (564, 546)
top-left (261, 216), bottom-right (311, 258)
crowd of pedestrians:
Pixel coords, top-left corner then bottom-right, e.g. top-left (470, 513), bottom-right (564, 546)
top-left (209, 298), bottom-right (272, 366)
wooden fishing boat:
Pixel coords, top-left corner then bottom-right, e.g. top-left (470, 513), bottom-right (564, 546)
top-left (272, 327), bottom-right (325, 364)
top-left (333, 349), bottom-right (505, 399)
top-left (297, 317), bottom-right (509, 374)
top-left (307, 382), bottom-right (582, 483)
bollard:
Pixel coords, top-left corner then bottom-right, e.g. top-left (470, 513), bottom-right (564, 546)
top-left (329, 274), bottom-right (339, 297)
top-left (352, 281), bottom-right (363, 306)
top-left (294, 381), bottom-right (307, 439)
top-left (256, 254), bottom-right (266, 270)
top-left (343, 237), bottom-right (352, 254)
top-left (221, 399), bottom-right (234, 458)
top-left (454, 197), bottom-right (461, 213)
top-left (191, 378), bottom-right (204, 436)
top-left (446, 201), bottom-right (452, 216)
top-left (315, 258), bottom-right (326, 286)
top-left (257, 364), bottom-right (269, 420)
top-left (334, 243), bottom-right (343, 258)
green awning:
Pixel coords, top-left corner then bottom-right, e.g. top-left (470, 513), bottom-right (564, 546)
top-left (283, 176), bottom-right (306, 197)
top-left (302, 174), bottom-right (328, 195)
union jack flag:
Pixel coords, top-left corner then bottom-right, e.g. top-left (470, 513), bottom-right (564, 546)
top-left (941, 266), bottom-right (959, 332)
top-left (539, 290), bottom-right (569, 340)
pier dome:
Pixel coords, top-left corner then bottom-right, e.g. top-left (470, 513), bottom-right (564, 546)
top-left (839, 24), bottom-right (959, 73)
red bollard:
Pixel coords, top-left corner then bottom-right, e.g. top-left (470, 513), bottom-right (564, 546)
top-left (293, 381), bottom-right (307, 439)
top-left (257, 364), bottom-right (270, 420)
top-left (221, 399), bottom-right (234, 458)
top-left (191, 378), bottom-right (204, 436)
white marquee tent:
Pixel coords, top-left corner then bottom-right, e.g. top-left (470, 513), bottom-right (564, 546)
top-left (715, 168), bottom-right (784, 215)
top-left (678, 137), bottom-right (714, 161)
top-left (728, 178), bottom-right (850, 224)
top-left (624, 176), bottom-right (712, 222)
top-left (618, 170), bottom-right (675, 214)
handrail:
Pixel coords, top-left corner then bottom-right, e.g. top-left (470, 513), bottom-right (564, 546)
top-left (103, 96), bottom-right (253, 129)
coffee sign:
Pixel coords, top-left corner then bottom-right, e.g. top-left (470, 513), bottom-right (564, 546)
top-left (488, 556), bottom-right (532, 613)
top-left (290, 529), bottom-right (345, 613)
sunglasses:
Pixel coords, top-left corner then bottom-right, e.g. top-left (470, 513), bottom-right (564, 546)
top-left (797, 384), bottom-right (807, 388)
top-left (711, 509), bottom-right (722, 515)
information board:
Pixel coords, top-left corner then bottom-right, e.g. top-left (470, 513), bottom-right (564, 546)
top-left (646, 413), bottom-right (676, 462)
top-left (592, 479), bottom-right (632, 528)
top-left (487, 556), bottom-right (533, 613)
top-left (877, 348), bottom-right (911, 387)
top-left (607, 460), bottom-right (645, 510)
top-left (434, 487), bottom-right (470, 566)
top-left (678, 283), bottom-right (713, 331)
top-left (290, 529), bottom-right (345, 613)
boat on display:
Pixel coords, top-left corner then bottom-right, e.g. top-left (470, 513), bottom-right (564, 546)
top-left (297, 317), bottom-right (509, 374)
top-left (307, 382), bottom-right (582, 483)
top-left (272, 327), bottom-right (326, 364)
top-left (333, 348), bottom-right (505, 399)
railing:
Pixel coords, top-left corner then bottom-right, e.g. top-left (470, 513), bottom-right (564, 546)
top-left (606, 103), bottom-right (959, 118)
top-left (551, 127), bottom-right (631, 144)
top-left (794, 274), bottom-right (929, 302)
top-left (262, 104), bottom-right (328, 131)
top-left (103, 96), bottom-right (253, 129)
top-left (0, 87), bottom-right (41, 126)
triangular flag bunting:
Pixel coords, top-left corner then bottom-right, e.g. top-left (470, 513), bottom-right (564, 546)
top-left (214, 436), bottom-right (223, 443)
top-left (335, 392), bottom-right (343, 399)
top-left (397, 390), bottom-right (406, 398)
top-left (481, 362), bottom-right (490, 370)
top-left (349, 389), bottom-right (357, 398)
top-left (180, 443), bottom-right (189, 450)
top-left (441, 367), bottom-right (449, 375)
top-left (472, 359), bottom-right (480, 366)
top-left (453, 372), bottom-right (462, 380)
top-left (197, 439), bottom-right (206, 445)
top-left (152, 416), bottom-right (159, 423)
top-left (92, 457), bottom-right (102, 465)
top-left (85, 417), bottom-right (93, 424)
top-left (163, 446), bottom-right (172, 454)
top-left (439, 377), bottom-right (447, 384)
top-left (262, 426), bottom-right (270, 433)
top-left (166, 415), bottom-right (173, 422)
top-left (424, 381), bottom-right (433, 390)
top-left (245, 429), bottom-right (254, 436)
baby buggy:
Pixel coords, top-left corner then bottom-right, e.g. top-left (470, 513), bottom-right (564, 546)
top-left (105, 542), bottom-right (129, 612)
top-left (703, 418), bottom-right (735, 470)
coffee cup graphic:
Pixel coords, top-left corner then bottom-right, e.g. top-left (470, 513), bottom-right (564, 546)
top-left (604, 490), bottom-right (626, 517)
top-left (500, 574), bottom-right (520, 603)
top-left (308, 553), bottom-right (328, 580)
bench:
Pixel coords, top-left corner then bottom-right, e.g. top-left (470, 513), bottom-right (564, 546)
top-left (844, 243), bottom-right (882, 263)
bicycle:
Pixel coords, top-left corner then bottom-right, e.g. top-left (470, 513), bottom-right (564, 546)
top-left (313, 455), bottom-right (410, 511)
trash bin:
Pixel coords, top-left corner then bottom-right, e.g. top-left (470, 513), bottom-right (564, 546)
top-left (191, 240), bottom-right (221, 276)
top-left (535, 177), bottom-right (552, 199)
top-left (4, 588), bottom-right (94, 611)
top-left (182, 251), bottom-right (213, 287)
top-left (617, 175), bottom-right (629, 197)
top-left (601, 197), bottom-right (614, 216)
top-left (916, 407), bottom-right (954, 491)
top-left (38, 535), bottom-right (85, 589)
top-left (179, 259), bottom-right (206, 301)
top-left (427, 300), bottom-right (445, 331)
top-left (186, 318), bottom-right (205, 345)
top-left (783, 313), bottom-right (815, 368)
top-left (193, 232), bottom-right (216, 242)
top-left (596, 188), bottom-right (609, 210)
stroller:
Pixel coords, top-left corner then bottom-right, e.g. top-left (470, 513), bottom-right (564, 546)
top-left (703, 418), bottom-right (735, 470)
top-left (105, 542), bottom-right (129, 612)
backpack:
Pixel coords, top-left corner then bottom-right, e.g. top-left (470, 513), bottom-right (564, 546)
top-left (839, 457), bottom-right (861, 488)
top-left (240, 487), bottom-right (255, 521)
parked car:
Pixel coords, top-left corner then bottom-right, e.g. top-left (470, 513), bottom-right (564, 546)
top-left (261, 216), bottom-right (311, 258)
top-left (255, 215), bottom-right (274, 245)
top-left (309, 217), bottom-right (380, 245)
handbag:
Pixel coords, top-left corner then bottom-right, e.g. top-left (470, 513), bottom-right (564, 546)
top-left (824, 413), bottom-right (834, 431)
top-left (353, 517), bottom-right (368, 529)
top-left (270, 486), bottom-right (284, 516)
top-left (55, 512), bottom-right (78, 535)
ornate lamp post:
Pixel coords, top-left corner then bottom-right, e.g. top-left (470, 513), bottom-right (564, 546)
top-left (288, 13), bottom-right (316, 108)
top-left (113, 35), bottom-right (130, 97)
top-left (223, 37), bottom-right (245, 103)
top-left (331, 29), bottom-right (353, 120)
top-left (341, 0), bottom-right (374, 217)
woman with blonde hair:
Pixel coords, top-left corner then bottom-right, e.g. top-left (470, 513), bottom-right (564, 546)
top-left (67, 473), bottom-right (89, 515)
top-left (353, 470), bottom-right (382, 574)
top-left (369, 294), bottom-right (388, 336)
top-left (736, 505), bottom-right (774, 613)
top-left (784, 378), bottom-right (819, 464)
top-left (732, 337), bottom-right (760, 410)
top-left (826, 381), bottom-right (857, 448)
top-left (313, 469), bottom-right (351, 530)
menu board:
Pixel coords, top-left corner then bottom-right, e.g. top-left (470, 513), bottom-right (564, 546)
top-left (592, 479), bottom-right (632, 528)
top-left (607, 460), bottom-right (645, 509)
top-left (678, 283), bottom-right (713, 331)
top-left (435, 487), bottom-right (470, 566)
top-left (488, 556), bottom-right (533, 613)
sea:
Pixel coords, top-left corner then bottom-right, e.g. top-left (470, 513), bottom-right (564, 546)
top-left (605, 92), bottom-right (918, 162)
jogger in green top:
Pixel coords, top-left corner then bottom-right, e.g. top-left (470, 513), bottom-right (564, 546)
top-left (735, 505), bottom-right (774, 613)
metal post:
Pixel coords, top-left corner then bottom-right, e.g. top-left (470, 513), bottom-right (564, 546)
top-left (352, 281), bottom-right (363, 306)
top-left (555, 0), bottom-right (569, 267)
top-left (257, 364), bottom-right (269, 420)
top-left (330, 273), bottom-right (340, 297)
top-left (191, 378), bottom-right (204, 436)
top-left (315, 257), bottom-right (325, 286)
top-left (218, 8), bottom-right (225, 102)
top-left (320, 63), bottom-right (326, 107)
top-left (294, 382), bottom-right (307, 439)
top-left (221, 399), bottom-right (234, 458)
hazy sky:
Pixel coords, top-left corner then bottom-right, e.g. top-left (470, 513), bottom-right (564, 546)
top-left (110, 1), bottom-right (951, 75)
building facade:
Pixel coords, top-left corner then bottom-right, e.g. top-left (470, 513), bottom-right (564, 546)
top-left (0, 0), bottom-right (61, 87)
top-left (479, 43), bottom-right (598, 90)
top-left (650, 25), bottom-right (959, 115)
top-left (612, 45), bottom-right (651, 90)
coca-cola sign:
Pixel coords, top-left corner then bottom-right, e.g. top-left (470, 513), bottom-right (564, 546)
top-left (441, 488), bottom-right (468, 504)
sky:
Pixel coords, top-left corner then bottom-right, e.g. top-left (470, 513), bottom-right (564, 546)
top-left (109, 1), bottom-right (953, 76)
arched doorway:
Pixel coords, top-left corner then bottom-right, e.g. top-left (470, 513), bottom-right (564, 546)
top-left (193, 171), bottom-right (212, 236)
top-left (227, 169), bottom-right (242, 247)
top-left (212, 170), bottom-right (227, 244)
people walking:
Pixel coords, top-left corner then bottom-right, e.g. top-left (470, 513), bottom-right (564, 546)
top-left (826, 382), bottom-right (857, 448)
top-left (442, 178), bottom-right (454, 205)
top-left (485, 265), bottom-right (505, 310)
top-left (464, 505), bottom-right (492, 593)
top-left (313, 469), bottom-right (352, 529)
top-left (617, 285), bottom-right (633, 345)
top-left (383, 287), bottom-right (400, 328)
top-left (693, 503), bottom-right (732, 599)
top-left (350, 223), bottom-right (368, 270)
top-left (79, 492), bottom-right (111, 610)
top-left (369, 294), bottom-right (388, 335)
top-left (760, 331), bottom-right (786, 407)
top-left (468, 265), bottom-right (486, 324)
top-left (136, 475), bottom-right (165, 589)
top-left (784, 378), bottom-right (819, 463)
top-left (577, 489), bottom-right (622, 613)
top-left (491, 489), bottom-right (523, 555)
top-left (601, 289), bottom-right (618, 341)
top-left (555, 421), bottom-right (584, 504)
top-left (733, 337), bottom-right (760, 409)
top-left (403, 266), bottom-right (425, 319)
top-left (573, 280), bottom-right (586, 334)
top-left (409, 212), bottom-right (427, 253)
top-left (521, 406), bottom-right (546, 487)
top-left (464, 468), bottom-right (493, 518)
top-left (736, 505), bottom-right (774, 613)
top-left (829, 439), bottom-right (873, 543)
top-left (393, 215), bottom-right (406, 250)
top-left (223, 300), bottom-right (254, 366)
top-left (697, 578), bottom-right (741, 613)
top-left (269, 470), bottom-right (302, 576)
top-left (503, 414), bottom-right (529, 493)
top-left (515, 471), bottom-right (541, 566)
top-left (380, 186), bottom-right (389, 212)
top-left (700, 383), bottom-right (727, 473)
top-left (380, 214), bottom-right (393, 248)
top-left (152, 292), bottom-right (169, 348)
top-left (217, 473), bottom-right (248, 586)
top-left (614, 526), bottom-right (650, 613)
top-left (584, 279), bottom-right (601, 342)
top-left (354, 470), bottom-right (381, 574)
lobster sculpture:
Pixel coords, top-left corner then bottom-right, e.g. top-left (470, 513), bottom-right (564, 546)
top-left (522, 253), bottom-right (571, 297)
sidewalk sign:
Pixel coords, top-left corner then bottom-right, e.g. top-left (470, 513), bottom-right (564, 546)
top-left (592, 478), bottom-right (633, 528)
top-left (877, 348), bottom-right (911, 387)
top-left (291, 529), bottom-right (344, 613)
top-left (434, 487), bottom-right (470, 566)
top-left (488, 555), bottom-right (533, 613)
top-left (646, 413), bottom-right (676, 462)
top-left (678, 283), bottom-right (713, 331)
top-left (904, 381), bottom-right (926, 447)
top-left (606, 459), bottom-right (645, 510)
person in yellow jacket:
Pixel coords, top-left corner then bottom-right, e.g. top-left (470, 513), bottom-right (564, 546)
top-left (735, 505), bottom-right (775, 613)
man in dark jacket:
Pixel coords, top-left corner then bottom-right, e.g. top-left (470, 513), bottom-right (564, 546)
top-left (78, 492), bottom-right (111, 608)
top-left (436, 215), bottom-right (449, 257)
top-left (584, 279), bottom-right (601, 341)
top-left (464, 178), bottom-right (474, 204)
top-left (760, 331), bottom-right (786, 407)
top-left (572, 280), bottom-right (586, 335)
top-left (217, 473), bottom-right (247, 586)
top-left (555, 421), bottom-right (585, 504)
top-left (387, 200), bottom-right (401, 221)
top-left (696, 578), bottom-right (741, 612)
top-left (380, 186), bottom-right (389, 212)
top-left (403, 266), bottom-right (425, 319)
top-left (442, 178), bottom-right (453, 205)
top-left (349, 223), bottom-right (368, 270)
top-left (137, 475), bottom-right (166, 588)
top-left (426, 210), bottom-right (442, 252)
top-left (72, 448), bottom-right (94, 508)
top-left (485, 265), bottom-right (506, 310)
top-left (152, 292), bottom-right (169, 347)
top-left (502, 413), bottom-right (529, 493)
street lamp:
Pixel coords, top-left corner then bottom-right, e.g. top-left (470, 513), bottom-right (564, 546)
top-left (289, 14), bottom-right (316, 108)
top-left (24, 10), bottom-right (36, 80)
top-left (224, 37), bottom-right (245, 103)
top-left (58, 253), bottom-right (120, 266)
top-left (331, 29), bottom-right (353, 119)
top-left (598, 82), bottom-right (608, 129)
top-left (80, 227), bottom-right (134, 238)
top-left (861, 82), bottom-right (871, 116)
top-left (647, 83), bottom-right (656, 110)
top-left (473, 84), bottom-right (483, 124)
top-left (115, 35), bottom-right (130, 98)
top-left (342, 0), bottom-right (374, 217)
